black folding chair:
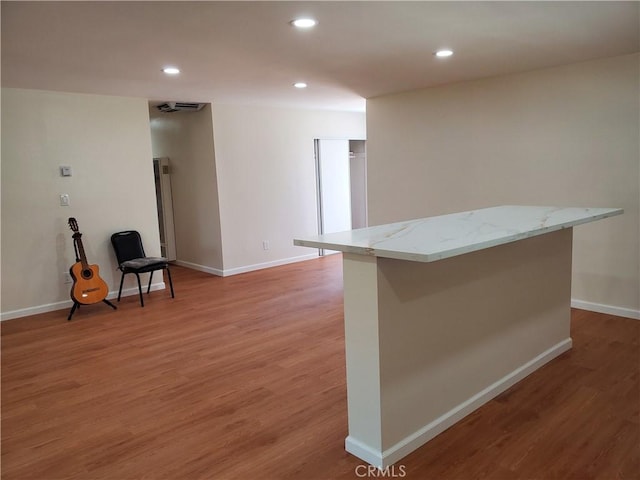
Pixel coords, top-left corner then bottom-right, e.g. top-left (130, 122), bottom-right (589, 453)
top-left (110, 230), bottom-right (175, 307)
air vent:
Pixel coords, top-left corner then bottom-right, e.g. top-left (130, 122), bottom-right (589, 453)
top-left (156, 102), bottom-right (206, 113)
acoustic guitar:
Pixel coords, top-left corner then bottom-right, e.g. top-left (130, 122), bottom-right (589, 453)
top-left (68, 218), bottom-right (109, 305)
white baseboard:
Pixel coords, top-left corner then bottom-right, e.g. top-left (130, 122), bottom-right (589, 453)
top-left (571, 298), bottom-right (639, 320)
top-left (222, 254), bottom-right (319, 276)
top-left (173, 260), bottom-right (224, 276)
top-left (346, 338), bottom-right (573, 468)
top-left (2, 254), bottom-right (318, 321)
top-left (7, 274), bottom-right (635, 324)
top-left (0, 282), bottom-right (166, 321)
top-left (175, 254), bottom-right (319, 277)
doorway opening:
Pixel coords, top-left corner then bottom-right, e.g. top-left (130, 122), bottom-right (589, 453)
top-left (314, 138), bottom-right (367, 256)
top-left (153, 157), bottom-right (177, 261)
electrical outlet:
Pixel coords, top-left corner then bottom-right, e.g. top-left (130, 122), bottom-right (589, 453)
top-left (262, 240), bottom-right (270, 251)
top-left (63, 272), bottom-right (73, 284)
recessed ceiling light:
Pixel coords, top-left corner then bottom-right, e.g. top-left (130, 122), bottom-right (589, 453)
top-left (434, 49), bottom-right (454, 58)
top-left (162, 67), bottom-right (180, 75)
top-left (291, 18), bottom-right (317, 28)
top-left (293, 82), bottom-right (308, 89)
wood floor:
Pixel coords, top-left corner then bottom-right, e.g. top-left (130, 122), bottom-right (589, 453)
top-left (2, 255), bottom-right (638, 480)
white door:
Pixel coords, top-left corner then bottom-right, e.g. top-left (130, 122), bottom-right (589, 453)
top-left (153, 157), bottom-right (177, 261)
top-left (315, 139), bottom-right (351, 255)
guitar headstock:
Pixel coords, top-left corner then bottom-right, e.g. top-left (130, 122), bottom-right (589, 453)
top-left (68, 217), bottom-right (80, 234)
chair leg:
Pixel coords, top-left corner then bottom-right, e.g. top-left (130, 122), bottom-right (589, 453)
top-left (117, 272), bottom-right (125, 302)
top-left (166, 266), bottom-right (175, 298)
top-left (135, 273), bottom-right (144, 307)
top-left (147, 271), bottom-right (153, 294)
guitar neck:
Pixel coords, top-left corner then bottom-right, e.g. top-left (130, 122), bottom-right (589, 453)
top-left (73, 233), bottom-right (90, 269)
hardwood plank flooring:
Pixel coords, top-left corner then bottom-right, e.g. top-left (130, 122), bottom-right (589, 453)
top-left (2, 256), bottom-right (638, 479)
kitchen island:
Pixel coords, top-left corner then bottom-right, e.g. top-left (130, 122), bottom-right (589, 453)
top-left (294, 206), bottom-right (622, 468)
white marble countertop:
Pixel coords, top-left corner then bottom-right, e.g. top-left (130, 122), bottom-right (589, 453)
top-left (294, 206), bottom-right (623, 263)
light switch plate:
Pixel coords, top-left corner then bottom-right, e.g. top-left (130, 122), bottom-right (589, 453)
top-left (60, 194), bottom-right (70, 206)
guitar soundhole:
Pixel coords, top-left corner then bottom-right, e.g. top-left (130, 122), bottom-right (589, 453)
top-left (81, 269), bottom-right (93, 280)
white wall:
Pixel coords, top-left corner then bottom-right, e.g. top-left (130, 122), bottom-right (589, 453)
top-left (1, 88), bottom-right (160, 319)
top-left (211, 104), bottom-right (366, 273)
top-left (366, 53), bottom-right (639, 317)
top-left (149, 105), bottom-right (223, 274)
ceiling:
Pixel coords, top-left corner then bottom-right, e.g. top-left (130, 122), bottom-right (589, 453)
top-left (2, 1), bottom-right (638, 112)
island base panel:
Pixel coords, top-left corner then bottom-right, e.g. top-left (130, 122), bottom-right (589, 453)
top-left (342, 228), bottom-right (573, 468)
